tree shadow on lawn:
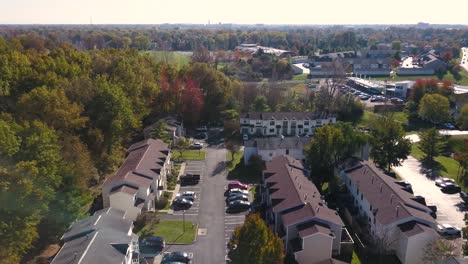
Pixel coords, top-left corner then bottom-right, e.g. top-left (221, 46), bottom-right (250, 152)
top-left (419, 159), bottom-right (447, 179)
top-left (227, 160), bottom-right (261, 184)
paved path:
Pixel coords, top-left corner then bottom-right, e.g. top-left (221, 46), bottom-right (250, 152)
top-left (406, 130), bottom-right (468, 143)
top-left (160, 146), bottom-right (231, 264)
top-left (392, 130), bottom-right (468, 230)
top-left (393, 156), bottom-right (466, 228)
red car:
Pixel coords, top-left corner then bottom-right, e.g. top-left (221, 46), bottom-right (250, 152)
top-left (228, 181), bottom-right (248, 190)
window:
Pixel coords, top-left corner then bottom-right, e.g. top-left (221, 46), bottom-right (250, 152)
top-left (361, 194), bottom-right (363, 200)
top-left (304, 128), bottom-right (309, 133)
top-left (286, 149), bottom-right (289, 155)
top-left (269, 128), bottom-right (274, 133)
top-left (269, 153), bottom-right (273, 157)
top-left (304, 121), bottom-right (309, 126)
top-left (370, 205), bottom-right (373, 211)
top-left (270, 121), bottom-right (275, 126)
top-left (316, 120), bottom-right (322, 125)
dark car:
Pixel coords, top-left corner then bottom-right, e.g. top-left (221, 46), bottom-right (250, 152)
top-left (441, 183), bottom-right (461, 194)
top-left (460, 192), bottom-right (468, 203)
top-left (172, 197), bottom-right (193, 209)
top-left (227, 200), bottom-right (250, 212)
top-left (180, 173), bottom-right (201, 185)
top-left (162, 251), bottom-right (192, 264)
top-left (395, 181), bottom-right (413, 194)
top-left (142, 236), bottom-right (165, 251)
top-left (226, 194), bottom-right (249, 204)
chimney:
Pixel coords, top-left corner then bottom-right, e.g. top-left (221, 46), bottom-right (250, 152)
top-left (396, 206), bottom-right (400, 216)
top-left (390, 194), bottom-right (394, 204)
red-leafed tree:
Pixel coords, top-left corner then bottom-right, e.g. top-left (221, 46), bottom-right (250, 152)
top-left (155, 66), bottom-right (183, 114)
top-left (181, 78), bottom-right (204, 126)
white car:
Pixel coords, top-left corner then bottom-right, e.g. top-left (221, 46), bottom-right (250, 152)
top-left (190, 142), bottom-right (203, 149)
top-left (228, 188), bottom-right (249, 197)
top-left (435, 177), bottom-right (455, 187)
top-left (242, 134), bottom-right (248, 141)
top-left (437, 224), bottom-right (461, 236)
top-left (176, 191), bottom-right (196, 201)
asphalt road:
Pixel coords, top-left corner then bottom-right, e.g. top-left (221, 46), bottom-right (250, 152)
top-left (161, 146), bottom-right (231, 264)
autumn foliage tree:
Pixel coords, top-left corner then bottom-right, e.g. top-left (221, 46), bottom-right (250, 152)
top-left (181, 78), bottom-right (204, 126)
top-left (228, 213), bottom-right (284, 264)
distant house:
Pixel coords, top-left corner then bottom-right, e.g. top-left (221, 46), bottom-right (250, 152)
top-left (235, 43), bottom-right (295, 58)
top-left (261, 156), bottom-right (353, 264)
top-left (240, 112), bottom-right (336, 138)
top-left (143, 116), bottom-right (185, 140)
top-left (51, 207), bottom-right (139, 264)
top-left (339, 160), bottom-right (439, 264)
top-left (244, 137), bottom-right (310, 164)
top-left (102, 139), bottom-right (171, 220)
top-left (418, 49), bottom-right (447, 71)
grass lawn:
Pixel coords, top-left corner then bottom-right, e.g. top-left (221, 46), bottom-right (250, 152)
top-left (372, 71), bottom-right (468, 85)
top-left (142, 51), bottom-right (190, 68)
top-left (226, 151), bottom-right (243, 171)
top-left (227, 159), bottom-right (262, 184)
top-left (411, 143), bottom-right (463, 189)
top-left (359, 111), bottom-right (408, 128)
top-left (174, 150), bottom-right (206, 161)
top-left (292, 73), bottom-right (309, 80)
top-left (139, 220), bottom-right (197, 244)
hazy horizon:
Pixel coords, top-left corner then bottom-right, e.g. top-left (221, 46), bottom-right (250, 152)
top-left (1, 0), bottom-right (468, 25)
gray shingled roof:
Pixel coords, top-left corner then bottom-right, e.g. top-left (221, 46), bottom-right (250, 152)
top-left (264, 156), bottom-right (343, 225)
top-left (245, 137), bottom-right (311, 150)
top-left (52, 207), bottom-right (136, 264)
top-left (240, 112), bottom-right (334, 120)
top-left (104, 138), bottom-right (169, 189)
top-left (342, 160), bottom-right (436, 226)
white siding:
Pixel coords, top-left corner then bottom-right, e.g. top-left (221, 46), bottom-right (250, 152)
top-left (109, 192), bottom-right (141, 221)
top-left (294, 234), bottom-right (333, 263)
top-left (397, 231), bottom-right (438, 264)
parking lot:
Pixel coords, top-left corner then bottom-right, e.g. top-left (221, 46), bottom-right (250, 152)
top-left (171, 160), bottom-right (206, 217)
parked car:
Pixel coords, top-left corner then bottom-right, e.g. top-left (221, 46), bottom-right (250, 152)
top-left (440, 183), bottom-right (461, 194)
top-left (172, 197), bottom-right (193, 209)
top-left (142, 236), bottom-right (165, 251)
top-left (190, 142), bottom-right (203, 150)
top-left (242, 134), bottom-right (249, 141)
top-left (460, 192), bottom-right (468, 203)
top-left (226, 194), bottom-right (249, 204)
top-left (228, 200), bottom-right (251, 211)
top-left (180, 173), bottom-right (201, 184)
top-left (176, 191), bottom-right (196, 201)
top-left (360, 95), bottom-right (370, 100)
top-left (437, 224), bottom-right (461, 236)
top-left (228, 188), bottom-right (249, 197)
top-left (395, 181), bottom-right (413, 194)
top-left (162, 251), bottom-right (192, 264)
top-left (228, 181), bottom-right (248, 190)
top-left (194, 132), bottom-right (207, 140)
top-left (435, 177), bottom-right (455, 187)
top-left (443, 123), bottom-right (456, 130)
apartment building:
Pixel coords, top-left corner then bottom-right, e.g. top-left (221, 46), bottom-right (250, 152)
top-left (339, 160), bottom-right (439, 264)
top-left (240, 112), bottom-right (336, 138)
top-left (51, 207), bottom-right (139, 264)
top-left (261, 155), bottom-right (352, 264)
top-left (102, 138), bottom-right (171, 220)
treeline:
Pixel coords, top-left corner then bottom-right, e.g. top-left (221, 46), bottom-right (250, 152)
top-left (1, 26), bottom-right (467, 55)
top-left (0, 37), bottom-right (241, 263)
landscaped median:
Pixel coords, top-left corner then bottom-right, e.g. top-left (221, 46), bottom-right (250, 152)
top-left (175, 150), bottom-right (206, 161)
top-left (139, 220), bottom-right (197, 244)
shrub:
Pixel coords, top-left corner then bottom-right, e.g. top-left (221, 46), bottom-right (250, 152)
top-left (155, 197), bottom-right (169, 210)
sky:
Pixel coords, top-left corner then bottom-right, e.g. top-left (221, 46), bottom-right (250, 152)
top-left (1, 0), bottom-right (468, 25)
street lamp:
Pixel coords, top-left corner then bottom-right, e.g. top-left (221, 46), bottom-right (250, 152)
top-left (183, 210), bottom-right (186, 233)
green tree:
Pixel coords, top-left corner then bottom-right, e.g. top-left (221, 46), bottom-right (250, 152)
top-left (419, 128), bottom-right (446, 165)
top-left (150, 119), bottom-right (171, 143)
top-left (456, 104), bottom-right (468, 130)
top-left (228, 213), bottom-right (284, 264)
top-left (174, 137), bottom-right (190, 161)
top-left (225, 140), bottom-right (240, 162)
top-left (252, 95), bottom-right (271, 112)
top-left (370, 115), bottom-right (411, 172)
top-left (418, 94), bottom-right (450, 124)
top-left (17, 86), bottom-right (88, 132)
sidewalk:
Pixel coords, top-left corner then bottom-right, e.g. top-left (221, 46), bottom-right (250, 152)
top-left (158, 162), bottom-right (186, 215)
